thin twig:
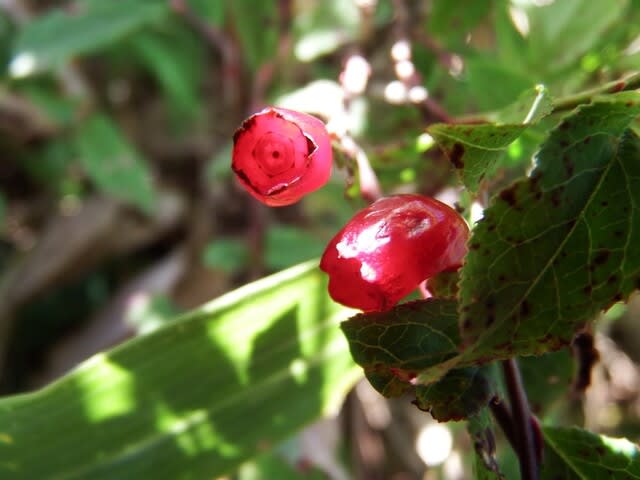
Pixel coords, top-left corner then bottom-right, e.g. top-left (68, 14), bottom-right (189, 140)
top-left (170, 0), bottom-right (242, 108)
top-left (502, 358), bottom-right (539, 480)
top-left (337, 134), bottom-right (382, 203)
top-left (551, 71), bottom-right (640, 113)
top-left (489, 396), bottom-right (519, 455)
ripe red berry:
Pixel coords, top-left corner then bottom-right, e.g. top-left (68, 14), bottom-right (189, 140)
top-left (231, 107), bottom-right (333, 206)
top-left (320, 194), bottom-right (469, 312)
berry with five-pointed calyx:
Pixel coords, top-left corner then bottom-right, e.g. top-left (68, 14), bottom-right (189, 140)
top-left (231, 107), bottom-right (333, 206)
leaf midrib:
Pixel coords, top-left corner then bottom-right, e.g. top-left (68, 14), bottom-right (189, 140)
top-left (465, 131), bottom-right (621, 354)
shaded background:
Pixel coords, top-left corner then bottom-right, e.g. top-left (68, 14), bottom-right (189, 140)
top-left (1, 0), bottom-right (640, 478)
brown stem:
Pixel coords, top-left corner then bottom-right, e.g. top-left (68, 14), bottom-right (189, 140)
top-left (170, 0), bottom-right (242, 108)
top-left (489, 396), bottom-right (519, 454)
top-left (502, 358), bottom-right (539, 480)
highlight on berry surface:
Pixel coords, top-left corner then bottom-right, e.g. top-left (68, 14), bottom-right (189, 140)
top-left (320, 194), bottom-right (469, 312)
top-left (231, 107), bottom-right (333, 206)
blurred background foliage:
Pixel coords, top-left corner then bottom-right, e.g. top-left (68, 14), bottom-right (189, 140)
top-left (1, 0), bottom-right (640, 479)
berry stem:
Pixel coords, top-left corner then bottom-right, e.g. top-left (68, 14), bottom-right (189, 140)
top-left (502, 358), bottom-right (539, 480)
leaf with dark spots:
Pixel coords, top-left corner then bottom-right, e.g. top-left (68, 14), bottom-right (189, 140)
top-left (428, 86), bottom-right (552, 193)
top-left (428, 123), bottom-right (527, 193)
top-left (449, 142), bottom-right (465, 168)
top-left (341, 300), bottom-right (502, 421)
top-left (340, 299), bottom-right (461, 394)
top-left (414, 366), bottom-right (497, 422)
top-left (459, 92), bottom-right (640, 361)
top-left (541, 427), bottom-right (640, 479)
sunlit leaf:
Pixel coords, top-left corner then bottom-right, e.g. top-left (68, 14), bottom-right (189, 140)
top-left (0, 262), bottom-right (360, 479)
top-left (459, 92), bottom-right (640, 360)
top-left (541, 426), bottom-right (640, 479)
top-left (428, 122), bottom-right (527, 193)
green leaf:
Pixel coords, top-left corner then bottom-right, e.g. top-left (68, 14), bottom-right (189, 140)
top-left (520, 349), bottom-right (575, 417)
top-left (266, 225), bottom-right (326, 271)
top-left (428, 123), bottom-right (527, 193)
top-left (541, 426), bottom-right (640, 479)
top-left (10, 0), bottom-right (168, 76)
top-left (238, 451), bottom-right (326, 480)
top-left (187, 0), bottom-right (225, 26)
top-left (459, 92), bottom-right (640, 360)
top-left (342, 299), bottom-right (468, 397)
top-left (429, 86), bottom-right (553, 193)
top-left (468, 409), bottom-right (504, 479)
top-left (75, 113), bottom-right (157, 214)
top-left (414, 366), bottom-right (497, 422)
top-left (494, 85), bottom-right (554, 125)
top-left (129, 28), bottom-right (204, 119)
top-left (341, 299), bottom-right (460, 395)
top-left (464, 56), bottom-right (534, 111)
top-left (523, 0), bottom-right (629, 74)
top-left (22, 138), bottom-right (74, 190)
top-left (0, 262), bottom-right (360, 479)
top-left (342, 300), bottom-right (499, 422)
top-left (203, 239), bottom-right (249, 273)
top-left (426, 0), bottom-right (492, 50)
top-left (228, 1), bottom-right (278, 71)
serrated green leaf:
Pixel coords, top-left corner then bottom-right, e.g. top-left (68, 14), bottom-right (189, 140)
top-left (459, 92), bottom-right (640, 361)
top-left (11, 0), bottom-right (168, 76)
top-left (342, 300), bottom-right (501, 422)
top-left (341, 299), bottom-right (465, 399)
top-left (541, 426), bottom-right (640, 479)
top-left (428, 123), bottom-right (527, 193)
top-left (75, 114), bottom-right (157, 214)
top-left (414, 366), bottom-right (496, 422)
top-left (341, 299), bottom-right (460, 396)
top-left (430, 86), bottom-right (553, 192)
top-left (0, 262), bottom-right (360, 479)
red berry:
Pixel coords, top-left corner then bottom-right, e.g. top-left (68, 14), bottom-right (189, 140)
top-left (232, 107), bottom-right (333, 206)
top-left (320, 194), bottom-right (469, 312)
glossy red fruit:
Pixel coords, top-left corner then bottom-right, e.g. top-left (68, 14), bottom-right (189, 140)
top-left (231, 107), bottom-right (333, 206)
top-left (320, 194), bottom-right (469, 312)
